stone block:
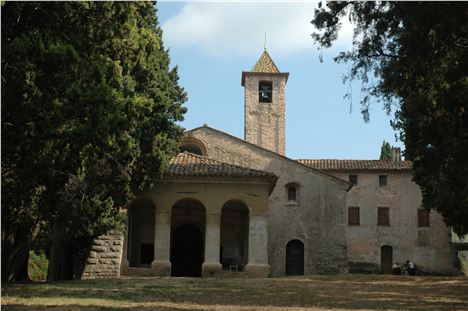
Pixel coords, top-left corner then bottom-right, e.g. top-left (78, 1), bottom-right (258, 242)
top-left (87, 258), bottom-right (98, 264)
top-left (101, 252), bottom-right (120, 259)
top-left (89, 251), bottom-right (97, 258)
top-left (244, 264), bottom-right (270, 278)
top-left (110, 246), bottom-right (121, 252)
top-left (202, 262), bottom-right (222, 277)
top-left (150, 260), bottom-right (171, 276)
top-left (113, 240), bottom-right (123, 246)
top-left (92, 246), bottom-right (107, 252)
top-left (93, 239), bottom-right (105, 246)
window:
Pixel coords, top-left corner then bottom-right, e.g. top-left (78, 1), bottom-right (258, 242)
top-left (418, 209), bottom-right (430, 227)
top-left (288, 186), bottom-right (297, 201)
top-left (180, 143), bottom-right (203, 155)
top-left (378, 207), bottom-right (390, 225)
top-left (285, 183), bottom-right (300, 204)
top-left (348, 207), bottom-right (360, 225)
top-left (349, 175), bottom-right (358, 185)
top-left (259, 81), bottom-right (272, 103)
top-left (379, 175), bottom-right (387, 187)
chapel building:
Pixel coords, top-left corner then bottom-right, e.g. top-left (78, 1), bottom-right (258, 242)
top-left (83, 50), bottom-right (465, 278)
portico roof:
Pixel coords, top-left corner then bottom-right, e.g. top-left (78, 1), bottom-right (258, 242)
top-left (164, 152), bottom-right (277, 191)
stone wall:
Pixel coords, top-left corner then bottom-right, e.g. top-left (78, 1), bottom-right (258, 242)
top-left (333, 171), bottom-right (454, 275)
top-left (82, 231), bottom-right (123, 279)
top-left (185, 126), bottom-right (350, 276)
top-left (244, 74), bottom-right (286, 155)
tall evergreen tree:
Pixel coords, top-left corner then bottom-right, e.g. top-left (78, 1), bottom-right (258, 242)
top-left (1, 2), bottom-right (187, 281)
top-left (380, 141), bottom-right (393, 160)
top-left (312, 2), bottom-right (468, 235)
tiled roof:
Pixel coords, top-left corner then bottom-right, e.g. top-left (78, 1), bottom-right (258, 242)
top-left (251, 50), bottom-right (280, 73)
top-left (165, 152), bottom-right (277, 179)
top-left (297, 159), bottom-right (413, 172)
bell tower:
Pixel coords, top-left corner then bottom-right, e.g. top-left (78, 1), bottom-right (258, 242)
top-left (241, 50), bottom-right (289, 155)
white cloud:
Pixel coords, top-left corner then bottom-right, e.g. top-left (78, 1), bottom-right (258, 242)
top-left (161, 2), bottom-right (354, 59)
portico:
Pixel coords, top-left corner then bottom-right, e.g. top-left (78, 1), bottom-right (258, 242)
top-left (121, 152), bottom-right (276, 277)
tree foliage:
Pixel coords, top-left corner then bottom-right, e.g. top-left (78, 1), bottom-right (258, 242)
top-left (312, 2), bottom-right (468, 235)
top-left (379, 140), bottom-right (393, 160)
top-left (2, 2), bottom-right (187, 281)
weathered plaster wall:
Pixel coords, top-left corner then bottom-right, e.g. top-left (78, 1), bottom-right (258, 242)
top-left (185, 127), bottom-right (349, 276)
top-left (244, 75), bottom-right (286, 155)
top-left (333, 171), bottom-right (453, 275)
top-left (82, 231), bottom-right (123, 279)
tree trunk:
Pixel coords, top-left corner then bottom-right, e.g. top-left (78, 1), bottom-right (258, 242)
top-left (47, 223), bottom-right (74, 281)
top-left (1, 230), bottom-right (31, 283)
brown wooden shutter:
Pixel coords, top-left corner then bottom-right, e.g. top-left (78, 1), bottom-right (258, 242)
top-left (378, 207), bottom-right (390, 225)
top-left (348, 207), bottom-right (360, 225)
top-left (418, 209), bottom-right (430, 227)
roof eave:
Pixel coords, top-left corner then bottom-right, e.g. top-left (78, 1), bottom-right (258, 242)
top-left (241, 71), bottom-right (290, 86)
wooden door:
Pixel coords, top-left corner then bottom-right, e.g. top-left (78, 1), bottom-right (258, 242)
top-left (286, 240), bottom-right (304, 276)
top-left (381, 245), bottom-right (393, 274)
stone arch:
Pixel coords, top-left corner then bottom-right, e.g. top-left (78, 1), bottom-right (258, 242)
top-left (170, 198), bottom-right (206, 277)
top-left (220, 200), bottom-right (249, 271)
top-left (127, 197), bottom-right (156, 267)
top-left (286, 239), bottom-right (304, 276)
top-left (179, 137), bottom-right (207, 156)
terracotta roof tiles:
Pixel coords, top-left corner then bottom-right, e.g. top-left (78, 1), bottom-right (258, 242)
top-left (165, 152), bottom-right (277, 179)
top-left (297, 159), bottom-right (413, 172)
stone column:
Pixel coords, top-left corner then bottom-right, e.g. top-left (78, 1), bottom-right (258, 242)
top-left (151, 211), bottom-right (171, 276)
top-left (245, 215), bottom-right (270, 277)
top-left (202, 213), bottom-right (222, 276)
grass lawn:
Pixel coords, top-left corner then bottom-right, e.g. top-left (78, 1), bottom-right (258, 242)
top-left (2, 274), bottom-right (467, 310)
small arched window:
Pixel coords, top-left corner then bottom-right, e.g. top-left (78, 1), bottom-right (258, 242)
top-left (180, 143), bottom-right (203, 155)
top-left (288, 186), bottom-right (296, 201)
top-left (179, 137), bottom-right (207, 156)
top-left (285, 183), bottom-right (300, 203)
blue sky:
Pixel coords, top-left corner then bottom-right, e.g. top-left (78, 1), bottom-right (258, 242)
top-left (157, 1), bottom-right (404, 160)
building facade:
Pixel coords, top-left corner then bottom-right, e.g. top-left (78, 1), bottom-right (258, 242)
top-left (83, 50), bottom-right (464, 278)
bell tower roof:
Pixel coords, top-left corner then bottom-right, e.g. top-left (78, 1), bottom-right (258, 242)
top-left (251, 50), bottom-right (280, 73)
top-left (241, 50), bottom-right (289, 86)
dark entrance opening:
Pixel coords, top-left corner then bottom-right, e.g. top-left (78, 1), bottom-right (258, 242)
top-left (286, 239), bottom-right (304, 276)
top-left (381, 245), bottom-right (393, 274)
top-left (171, 225), bottom-right (203, 277)
top-left (140, 243), bottom-right (154, 265)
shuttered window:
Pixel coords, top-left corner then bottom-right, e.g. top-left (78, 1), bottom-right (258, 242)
top-left (348, 207), bottom-right (360, 225)
top-left (379, 175), bottom-right (387, 187)
top-left (378, 207), bottom-right (390, 225)
top-left (418, 209), bottom-right (430, 227)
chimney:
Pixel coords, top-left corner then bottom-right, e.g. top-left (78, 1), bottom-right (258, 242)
top-left (391, 147), bottom-right (401, 162)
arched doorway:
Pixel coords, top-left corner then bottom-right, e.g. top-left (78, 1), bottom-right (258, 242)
top-left (171, 225), bottom-right (203, 277)
top-left (286, 239), bottom-right (304, 276)
top-left (220, 200), bottom-right (249, 271)
top-left (381, 245), bottom-right (393, 274)
top-left (170, 199), bottom-right (205, 277)
top-left (127, 198), bottom-right (155, 267)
